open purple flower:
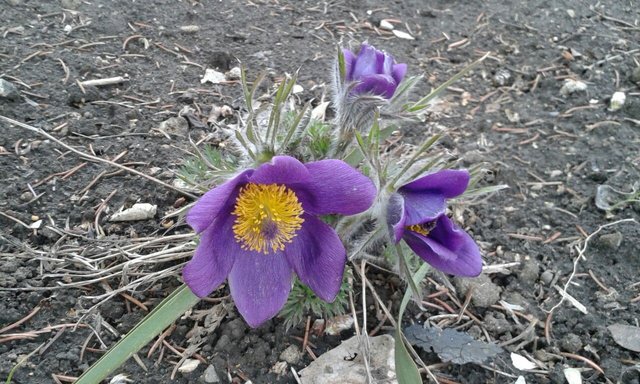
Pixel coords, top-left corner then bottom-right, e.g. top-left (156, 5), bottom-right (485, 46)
top-left (386, 169), bottom-right (482, 277)
top-left (343, 43), bottom-right (407, 99)
top-left (183, 156), bottom-right (376, 327)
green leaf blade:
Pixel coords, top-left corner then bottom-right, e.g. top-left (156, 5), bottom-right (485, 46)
top-left (75, 284), bottom-right (200, 384)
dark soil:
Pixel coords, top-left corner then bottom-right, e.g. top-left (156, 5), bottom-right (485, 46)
top-left (1, 1), bottom-right (639, 383)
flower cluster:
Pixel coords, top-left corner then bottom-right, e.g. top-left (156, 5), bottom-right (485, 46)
top-left (183, 43), bottom-right (485, 327)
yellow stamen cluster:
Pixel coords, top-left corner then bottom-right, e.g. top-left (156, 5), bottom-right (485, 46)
top-left (232, 183), bottom-right (304, 254)
top-left (407, 223), bottom-right (432, 236)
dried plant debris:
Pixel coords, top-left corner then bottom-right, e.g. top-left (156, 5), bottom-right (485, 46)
top-left (608, 324), bottom-right (640, 352)
top-left (404, 324), bottom-right (502, 365)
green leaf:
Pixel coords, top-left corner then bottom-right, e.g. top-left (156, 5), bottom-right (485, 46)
top-left (395, 327), bottom-right (422, 384)
top-left (395, 263), bottom-right (430, 384)
top-left (389, 134), bottom-right (441, 189)
top-left (337, 47), bottom-right (346, 83)
top-left (75, 284), bottom-right (200, 384)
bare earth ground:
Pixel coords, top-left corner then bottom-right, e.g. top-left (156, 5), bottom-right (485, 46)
top-left (1, 0), bottom-right (639, 383)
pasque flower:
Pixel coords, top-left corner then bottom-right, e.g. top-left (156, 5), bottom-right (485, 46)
top-left (183, 156), bottom-right (376, 327)
top-left (343, 43), bottom-right (407, 99)
top-left (386, 169), bottom-right (482, 276)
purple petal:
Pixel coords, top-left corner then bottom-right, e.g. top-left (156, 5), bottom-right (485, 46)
top-left (403, 215), bottom-right (482, 277)
top-left (392, 63), bottom-right (407, 85)
top-left (382, 53), bottom-right (394, 75)
top-left (352, 74), bottom-right (397, 99)
top-left (183, 215), bottom-right (238, 297)
top-left (228, 251), bottom-right (293, 327)
top-left (375, 49), bottom-right (386, 72)
top-left (352, 43), bottom-right (378, 80)
top-left (401, 191), bottom-right (447, 226)
top-left (186, 170), bottom-right (252, 233)
top-left (400, 169), bottom-right (470, 198)
top-left (386, 192), bottom-right (407, 242)
top-left (342, 48), bottom-right (356, 81)
top-left (284, 214), bottom-right (346, 301)
top-left (249, 155), bottom-right (311, 185)
top-left (293, 159), bottom-right (376, 215)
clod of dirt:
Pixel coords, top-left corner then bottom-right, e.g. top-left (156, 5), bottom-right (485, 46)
top-left (519, 259), bottom-right (540, 284)
top-left (453, 274), bottom-right (501, 308)
top-left (596, 232), bottom-right (623, 250)
top-left (0, 79), bottom-right (19, 100)
top-left (560, 333), bottom-right (583, 353)
top-left (206, 51), bottom-right (234, 71)
top-left (279, 344), bottom-right (303, 365)
top-left (298, 334), bottom-right (395, 384)
top-left (540, 270), bottom-right (555, 285)
top-left (631, 67), bottom-right (640, 84)
top-left (484, 312), bottom-right (512, 335)
top-left (60, 0), bottom-right (82, 9)
top-left (623, 99), bottom-right (640, 119)
top-left (157, 116), bottom-right (189, 137)
top-left (67, 85), bottom-right (103, 107)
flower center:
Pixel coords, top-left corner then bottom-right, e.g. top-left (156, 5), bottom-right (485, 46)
top-left (232, 183), bottom-right (304, 254)
top-left (406, 221), bottom-right (436, 237)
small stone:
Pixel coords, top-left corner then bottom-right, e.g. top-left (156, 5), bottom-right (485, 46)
top-left (279, 345), bottom-right (303, 365)
top-left (560, 333), bottom-right (583, 353)
top-left (299, 335), bottom-right (395, 384)
top-left (609, 91), bottom-right (626, 111)
top-left (180, 25), bottom-right (200, 33)
top-left (201, 68), bottom-right (226, 84)
top-left (379, 20), bottom-right (394, 30)
top-left (109, 203), bottom-right (157, 222)
top-left (566, 9), bottom-right (576, 18)
top-left (453, 274), bottom-right (501, 308)
top-left (0, 79), bottom-right (19, 100)
top-left (226, 67), bottom-right (241, 80)
top-left (493, 69), bottom-right (513, 87)
top-left (560, 79), bottom-right (587, 96)
top-left (19, 191), bottom-right (33, 201)
top-left (597, 232), bottom-right (623, 250)
top-left (540, 270), bottom-right (554, 285)
top-left (203, 365), bottom-right (220, 383)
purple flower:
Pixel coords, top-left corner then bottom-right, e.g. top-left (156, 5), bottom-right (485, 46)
top-left (343, 43), bottom-right (407, 99)
top-left (183, 156), bottom-right (376, 327)
top-left (386, 169), bottom-right (482, 277)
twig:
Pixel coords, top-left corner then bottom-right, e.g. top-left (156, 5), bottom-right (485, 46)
top-left (0, 305), bottom-right (41, 334)
top-left (78, 76), bottom-right (129, 87)
top-left (559, 352), bottom-right (605, 375)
